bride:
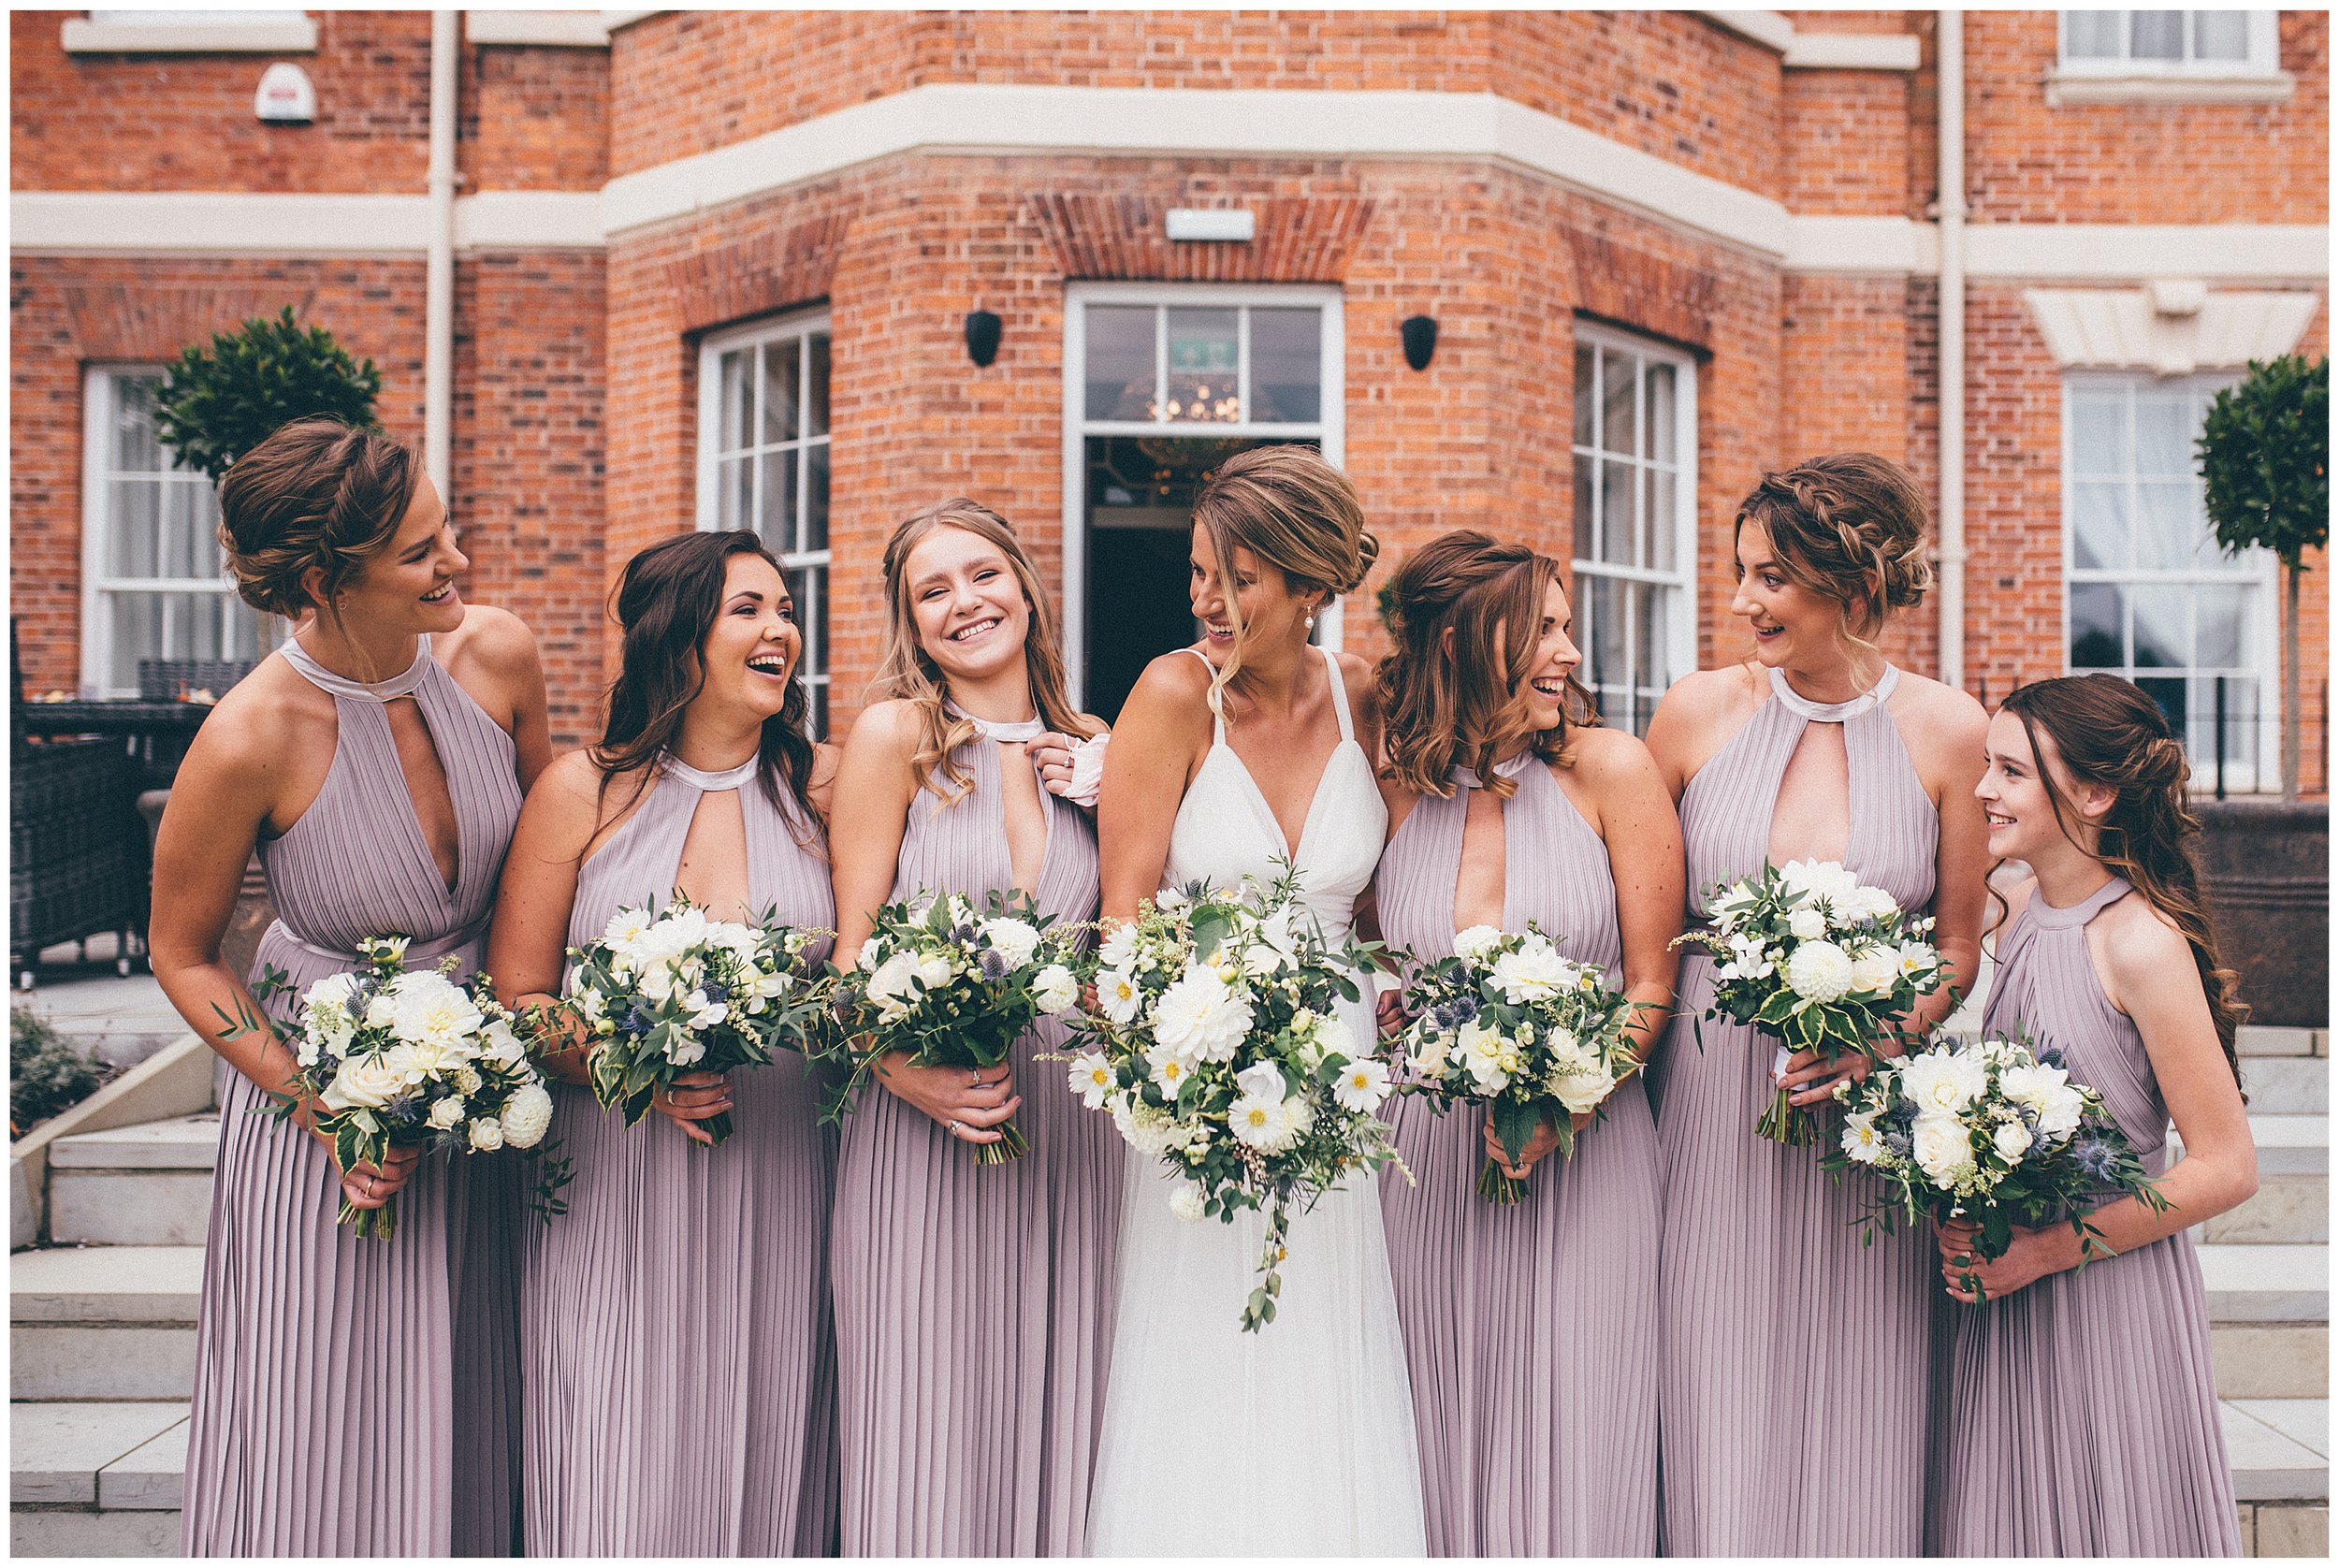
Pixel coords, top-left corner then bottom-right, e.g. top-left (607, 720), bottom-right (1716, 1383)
top-left (1087, 446), bottom-right (1426, 1555)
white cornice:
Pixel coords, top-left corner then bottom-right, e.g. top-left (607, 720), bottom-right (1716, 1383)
top-left (1782, 215), bottom-right (1938, 274)
top-left (60, 16), bottom-right (318, 54)
top-left (2025, 286), bottom-right (2322, 374)
top-left (1703, 11), bottom-right (1796, 52)
top-left (467, 11), bottom-right (610, 49)
top-left (1703, 10), bottom-right (1920, 70)
top-left (1966, 225), bottom-right (2328, 283)
top-left (451, 190), bottom-right (605, 251)
top-left (10, 192), bottom-right (430, 255)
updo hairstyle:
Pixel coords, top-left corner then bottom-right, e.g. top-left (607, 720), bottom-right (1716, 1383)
top-left (1736, 451), bottom-right (1933, 645)
top-left (216, 415), bottom-right (421, 623)
top-left (1189, 444), bottom-right (1378, 707)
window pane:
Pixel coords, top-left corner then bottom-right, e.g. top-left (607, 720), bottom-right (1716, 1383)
top-left (2137, 675), bottom-right (2187, 738)
top-left (2130, 10), bottom-right (2185, 59)
top-left (2132, 390), bottom-right (2197, 477)
top-left (718, 455), bottom-right (750, 532)
top-left (761, 450), bottom-right (796, 556)
top-left (111, 376), bottom-right (165, 473)
top-left (160, 482), bottom-right (201, 578)
top-left (804, 443), bottom-right (829, 554)
top-left (1573, 342), bottom-right (1596, 447)
top-left (1648, 468), bottom-right (1677, 572)
top-left (2132, 583), bottom-right (2188, 667)
top-left (718, 348), bottom-right (753, 455)
top-left (2196, 584), bottom-right (2245, 668)
top-left (1601, 460), bottom-right (1634, 565)
top-left (1646, 361), bottom-right (1677, 466)
top-left (2133, 480), bottom-right (2201, 569)
top-left (1601, 348), bottom-right (1635, 456)
top-left (1580, 573), bottom-right (1628, 713)
top-left (1248, 308), bottom-right (1320, 424)
top-left (1634, 579), bottom-right (1671, 708)
top-left (2070, 387), bottom-right (2131, 476)
top-left (2193, 675), bottom-right (2258, 778)
top-left (2192, 10), bottom-right (2249, 60)
top-left (2065, 9), bottom-right (2124, 58)
top-left (2071, 480), bottom-right (2128, 570)
top-left (109, 594), bottom-right (166, 693)
top-left (806, 332), bottom-right (831, 439)
top-left (2070, 582), bottom-right (2124, 668)
top-left (1573, 456), bottom-right (1595, 561)
top-left (1085, 306), bottom-right (1155, 421)
top-left (1165, 309), bottom-right (1240, 424)
top-left (108, 481), bottom-right (161, 578)
top-left (762, 338), bottom-right (801, 446)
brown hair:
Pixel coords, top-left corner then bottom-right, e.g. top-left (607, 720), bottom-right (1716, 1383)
top-left (1375, 530), bottom-right (1594, 799)
top-left (592, 530), bottom-right (821, 843)
top-left (1191, 444), bottom-right (1378, 714)
top-left (1998, 674), bottom-right (2247, 1093)
top-left (1736, 451), bottom-right (1933, 648)
top-left (872, 499), bottom-right (1097, 803)
top-left (216, 416), bottom-right (422, 634)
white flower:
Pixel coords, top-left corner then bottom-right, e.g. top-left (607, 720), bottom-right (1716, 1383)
top-left (1227, 1092), bottom-right (1301, 1153)
top-left (303, 972), bottom-right (359, 1013)
top-left (1900, 1049), bottom-right (1988, 1114)
top-left (1545, 1036), bottom-right (1613, 1113)
top-left (1097, 967), bottom-right (1143, 1025)
top-left (1153, 886), bottom-right (1189, 914)
top-left (1840, 1111), bottom-right (1884, 1164)
top-left (479, 1021), bottom-right (527, 1068)
top-left (1490, 944), bottom-right (1572, 1005)
top-left (1992, 1119), bottom-right (2034, 1163)
top-left (501, 1082), bottom-right (554, 1148)
top-left (1897, 940), bottom-right (1939, 979)
top-left (1458, 1018), bottom-right (1519, 1095)
top-left (983, 918), bottom-right (1043, 970)
top-left (864, 951), bottom-right (923, 1024)
top-left (1154, 969), bottom-right (1255, 1065)
top-left (664, 1032), bottom-right (705, 1068)
top-left (1234, 1060), bottom-right (1287, 1102)
top-left (1112, 1095), bottom-right (1177, 1156)
top-left (321, 1053), bottom-right (402, 1111)
top-left (1311, 1014), bottom-right (1358, 1067)
top-left (1840, 885), bottom-right (1901, 924)
top-left (2037, 1083), bottom-right (2086, 1141)
top-left (1846, 944), bottom-right (1901, 999)
top-left (682, 990), bottom-right (729, 1030)
top-left (1333, 1056), bottom-right (1391, 1112)
top-left (1784, 940), bottom-right (1855, 1003)
top-left (1067, 1051), bottom-right (1116, 1110)
top-left (574, 986), bottom-right (607, 1025)
top-left (1779, 859), bottom-right (1861, 907)
top-left (1147, 1051), bottom-right (1195, 1098)
top-left (1032, 964), bottom-right (1079, 1015)
top-left (453, 1065), bottom-right (483, 1096)
top-left (1788, 907), bottom-right (1829, 942)
top-left (1720, 934), bottom-right (1776, 982)
top-left (1168, 1180), bottom-right (1209, 1223)
top-left (1409, 1027), bottom-right (1455, 1082)
top-left (1453, 924), bottom-right (1505, 964)
top-left (467, 1116), bottom-right (506, 1153)
top-left (427, 1096), bottom-right (467, 1129)
top-left (1097, 922), bottom-right (1140, 971)
top-left (1910, 1112), bottom-right (1972, 1188)
top-left (602, 905), bottom-right (657, 955)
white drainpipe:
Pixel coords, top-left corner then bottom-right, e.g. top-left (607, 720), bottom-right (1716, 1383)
top-left (424, 9), bottom-right (458, 498)
top-left (1937, 10), bottom-right (1968, 692)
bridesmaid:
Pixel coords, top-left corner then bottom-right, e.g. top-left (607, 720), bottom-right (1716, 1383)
top-left (825, 498), bottom-right (1115, 1556)
top-left (1370, 531), bottom-right (1680, 1556)
top-left (487, 530), bottom-right (841, 1554)
top-left (1641, 452), bottom-right (1988, 1555)
top-left (1930, 675), bottom-right (2254, 1555)
top-left (150, 417), bottom-right (549, 1556)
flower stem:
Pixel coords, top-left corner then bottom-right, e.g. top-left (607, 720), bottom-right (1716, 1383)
top-left (973, 1116), bottom-right (1029, 1166)
top-left (1476, 1157), bottom-right (1529, 1205)
top-left (1754, 1086), bottom-right (1815, 1146)
top-left (338, 1195), bottom-right (399, 1241)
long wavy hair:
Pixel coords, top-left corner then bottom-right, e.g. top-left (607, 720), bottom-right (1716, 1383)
top-left (1375, 530), bottom-right (1596, 799)
top-left (872, 499), bottom-right (1096, 803)
top-left (590, 530), bottom-right (821, 843)
top-left (1736, 451), bottom-right (1933, 668)
top-left (1997, 674), bottom-right (2246, 1093)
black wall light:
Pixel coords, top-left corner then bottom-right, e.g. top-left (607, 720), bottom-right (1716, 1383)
top-left (965, 310), bottom-right (1002, 367)
top-left (1401, 314), bottom-right (1438, 371)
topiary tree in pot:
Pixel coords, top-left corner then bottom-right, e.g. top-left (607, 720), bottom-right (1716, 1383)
top-left (153, 305), bottom-right (382, 481)
top-left (2196, 353), bottom-right (2328, 800)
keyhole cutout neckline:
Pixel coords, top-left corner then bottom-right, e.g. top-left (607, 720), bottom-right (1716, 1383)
top-left (279, 632), bottom-right (462, 894)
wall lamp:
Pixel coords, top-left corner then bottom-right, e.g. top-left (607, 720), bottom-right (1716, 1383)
top-left (965, 310), bottom-right (1002, 368)
top-left (1402, 315), bottom-right (1438, 370)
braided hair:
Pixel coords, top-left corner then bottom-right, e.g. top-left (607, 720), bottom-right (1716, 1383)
top-left (1736, 452), bottom-right (1933, 647)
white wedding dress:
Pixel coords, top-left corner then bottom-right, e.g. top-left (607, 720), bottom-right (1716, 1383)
top-left (1087, 646), bottom-right (1427, 1557)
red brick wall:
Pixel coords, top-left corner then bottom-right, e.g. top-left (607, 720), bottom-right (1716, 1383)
top-left (9, 10), bottom-right (434, 194)
top-left (461, 39), bottom-right (608, 192)
top-left (1784, 66), bottom-right (1916, 215)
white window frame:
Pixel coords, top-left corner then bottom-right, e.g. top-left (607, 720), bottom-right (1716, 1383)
top-left (2059, 370), bottom-right (2281, 791)
top-left (693, 308), bottom-right (833, 734)
top-left (1569, 321), bottom-right (1699, 735)
top-left (79, 364), bottom-right (271, 699)
top-left (2049, 11), bottom-right (2288, 105)
top-left (2056, 9), bottom-right (2279, 72)
top-left (1062, 282), bottom-right (1345, 710)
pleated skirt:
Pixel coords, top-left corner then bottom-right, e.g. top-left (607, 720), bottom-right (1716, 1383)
top-left (1647, 953), bottom-right (1931, 1556)
top-left (182, 1062), bottom-right (523, 1557)
top-left (1930, 1229), bottom-right (2241, 1555)
top-left (521, 1053), bottom-right (839, 1556)
top-left (828, 1014), bottom-right (1121, 1557)
top-left (1380, 1082), bottom-right (1661, 1557)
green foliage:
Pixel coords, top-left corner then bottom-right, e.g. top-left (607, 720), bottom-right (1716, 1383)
top-left (153, 306), bottom-right (383, 482)
top-left (10, 1009), bottom-right (112, 1136)
top-left (2197, 354), bottom-right (2329, 569)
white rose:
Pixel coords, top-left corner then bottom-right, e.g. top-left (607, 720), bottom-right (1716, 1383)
top-left (427, 1096), bottom-right (467, 1129)
top-left (1234, 1060), bottom-right (1288, 1102)
top-left (1545, 1039), bottom-right (1613, 1114)
top-left (864, 951), bottom-right (922, 1023)
top-left (983, 918), bottom-right (1043, 970)
top-left (1788, 907), bottom-right (1829, 942)
top-left (2037, 1083), bottom-right (2086, 1141)
top-left (1452, 924), bottom-right (1505, 965)
top-left (1067, 1051), bottom-right (1116, 1110)
top-left (912, 952), bottom-right (954, 995)
top-left (1168, 1179), bottom-right (1209, 1223)
top-left (1032, 964), bottom-right (1079, 1015)
top-left (1332, 1057), bottom-right (1390, 1113)
top-left (1839, 1111), bottom-right (1884, 1165)
top-left (321, 1053), bottom-right (403, 1111)
top-left (467, 1116), bottom-right (506, 1153)
top-left (1991, 1118), bottom-right (2034, 1163)
top-left (1910, 1112), bottom-right (1972, 1188)
top-left (1409, 1027), bottom-right (1455, 1082)
top-left (1846, 944), bottom-right (1901, 999)
top-left (1784, 940), bottom-right (1855, 1003)
top-left (1312, 1015), bottom-right (1358, 1067)
top-left (1840, 885), bottom-right (1901, 924)
top-left (1780, 859), bottom-right (1860, 907)
top-left (1899, 1049), bottom-right (1988, 1114)
top-left (1154, 969), bottom-right (1255, 1065)
top-left (501, 1082), bottom-right (554, 1149)
top-left (1489, 944), bottom-right (1571, 1005)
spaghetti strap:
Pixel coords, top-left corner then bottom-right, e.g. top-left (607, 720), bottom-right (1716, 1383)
top-left (1317, 644), bottom-right (1356, 743)
top-left (1178, 646), bottom-right (1227, 742)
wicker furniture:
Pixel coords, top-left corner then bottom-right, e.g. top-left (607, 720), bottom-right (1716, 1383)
top-left (10, 738), bottom-right (148, 984)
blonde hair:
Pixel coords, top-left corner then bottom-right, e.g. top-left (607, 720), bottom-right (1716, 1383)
top-left (1736, 451), bottom-right (1933, 661)
top-left (1190, 445), bottom-right (1378, 714)
top-left (872, 499), bottom-right (1097, 802)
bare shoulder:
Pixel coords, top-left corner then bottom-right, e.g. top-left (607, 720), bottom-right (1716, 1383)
top-left (1651, 663), bottom-right (1760, 730)
top-left (1564, 722), bottom-right (1658, 782)
top-left (1895, 670), bottom-right (1988, 744)
top-left (1074, 711), bottom-right (1111, 740)
top-left (529, 748), bottom-right (608, 812)
top-left (2096, 885), bottom-right (2191, 978)
top-left (1134, 647), bottom-right (1214, 704)
top-left (441, 603), bottom-right (538, 666)
top-left (841, 697), bottom-right (923, 758)
top-left (182, 656), bottom-right (323, 773)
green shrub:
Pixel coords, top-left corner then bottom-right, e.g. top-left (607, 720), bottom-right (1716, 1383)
top-left (153, 306), bottom-right (383, 482)
top-left (10, 1009), bottom-right (112, 1137)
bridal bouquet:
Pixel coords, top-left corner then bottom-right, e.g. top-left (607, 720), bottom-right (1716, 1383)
top-left (1061, 868), bottom-right (1404, 1331)
top-left (826, 889), bottom-right (1083, 1164)
top-left (1398, 923), bottom-right (1645, 1203)
top-left (266, 936), bottom-right (552, 1240)
top-left (1823, 1030), bottom-right (2169, 1300)
top-left (1673, 858), bottom-right (1946, 1145)
top-left (565, 897), bottom-right (828, 1148)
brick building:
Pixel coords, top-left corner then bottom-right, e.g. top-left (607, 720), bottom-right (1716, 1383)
top-left (11, 8), bottom-right (2329, 791)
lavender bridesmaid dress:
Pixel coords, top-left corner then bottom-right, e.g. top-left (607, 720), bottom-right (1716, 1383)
top-left (1645, 665), bottom-right (1938, 1556)
top-left (521, 753), bottom-right (840, 1555)
top-left (1929, 876), bottom-right (2241, 1555)
top-left (182, 635), bottom-right (525, 1557)
top-left (1376, 758), bottom-right (1661, 1556)
top-left (828, 725), bottom-right (1118, 1556)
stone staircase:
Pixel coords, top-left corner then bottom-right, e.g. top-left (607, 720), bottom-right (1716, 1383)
top-left (10, 1041), bottom-right (2327, 1555)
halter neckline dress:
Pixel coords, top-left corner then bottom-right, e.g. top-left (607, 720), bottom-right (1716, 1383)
top-left (182, 632), bottom-right (526, 1557)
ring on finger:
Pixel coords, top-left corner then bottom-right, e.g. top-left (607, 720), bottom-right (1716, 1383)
top-left (948, 1120), bottom-right (965, 1139)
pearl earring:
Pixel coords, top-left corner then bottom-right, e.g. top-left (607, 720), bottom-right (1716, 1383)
top-left (1305, 610), bottom-right (1316, 632)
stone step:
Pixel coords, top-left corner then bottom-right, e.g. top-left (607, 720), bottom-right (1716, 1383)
top-left (2240, 1026), bottom-right (2328, 1059)
top-left (46, 1114), bottom-right (219, 1246)
top-left (2226, 1399), bottom-right (2330, 1503)
top-left (2216, 1325), bottom-right (2332, 1401)
top-left (9, 1402), bottom-right (185, 1506)
top-left (2244, 1056), bottom-right (2330, 1117)
top-left (2204, 1174), bottom-right (2330, 1246)
top-left (48, 1115), bottom-right (219, 1171)
top-left (2200, 1244), bottom-right (2330, 1325)
top-left (2242, 1502), bottom-right (2329, 1558)
top-left (12, 1245), bottom-right (202, 1402)
top-left (9, 1505), bottom-right (180, 1556)
top-left (2173, 1115), bottom-right (2328, 1177)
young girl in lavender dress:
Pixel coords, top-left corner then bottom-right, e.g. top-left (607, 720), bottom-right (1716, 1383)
top-left (1929, 675), bottom-right (2255, 1555)
top-left (1641, 453), bottom-right (1990, 1555)
top-left (489, 531), bottom-right (842, 1554)
top-left (824, 499), bottom-right (1116, 1556)
top-left (150, 418), bottom-right (550, 1556)
top-left (1371, 532), bottom-right (1681, 1556)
